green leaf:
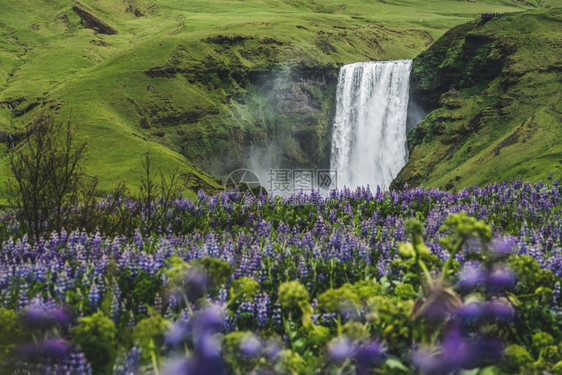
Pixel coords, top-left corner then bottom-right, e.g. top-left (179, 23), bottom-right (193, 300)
top-left (292, 338), bottom-right (307, 351)
top-left (398, 243), bottom-right (416, 259)
top-left (385, 358), bottom-right (409, 372)
top-left (507, 293), bottom-right (521, 307)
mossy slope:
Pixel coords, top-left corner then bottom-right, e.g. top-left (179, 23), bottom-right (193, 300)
top-left (393, 8), bottom-right (562, 190)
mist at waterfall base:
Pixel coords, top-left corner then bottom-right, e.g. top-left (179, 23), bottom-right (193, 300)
top-left (330, 60), bottom-right (413, 191)
top-left (245, 60), bottom-right (420, 196)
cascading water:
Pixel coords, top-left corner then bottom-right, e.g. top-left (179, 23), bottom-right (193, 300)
top-left (330, 60), bottom-right (412, 190)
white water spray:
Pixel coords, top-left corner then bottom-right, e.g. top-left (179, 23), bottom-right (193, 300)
top-left (330, 60), bottom-right (412, 190)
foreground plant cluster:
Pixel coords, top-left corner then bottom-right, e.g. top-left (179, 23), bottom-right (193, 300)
top-left (0, 178), bottom-right (561, 374)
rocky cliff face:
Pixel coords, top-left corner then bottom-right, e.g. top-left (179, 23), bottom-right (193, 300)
top-left (242, 64), bottom-right (338, 172)
top-left (392, 9), bottom-right (562, 190)
top-left (140, 36), bottom-right (340, 177)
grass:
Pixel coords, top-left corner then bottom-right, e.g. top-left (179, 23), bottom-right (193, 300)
top-left (0, 0), bottom-right (558, 198)
top-left (393, 8), bottom-right (562, 190)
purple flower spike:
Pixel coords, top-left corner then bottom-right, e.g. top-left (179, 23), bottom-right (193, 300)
top-left (165, 322), bottom-right (190, 348)
top-left (441, 328), bottom-right (474, 369)
top-left (21, 306), bottom-right (51, 330)
top-left (240, 334), bottom-right (261, 359)
top-left (355, 341), bottom-right (385, 372)
top-left (470, 338), bottom-right (503, 363)
top-left (48, 306), bottom-right (72, 326)
top-left (263, 339), bottom-right (282, 360)
top-left (459, 265), bottom-right (486, 290)
top-left (198, 334), bottom-right (222, 359)
top-left (487, 267), bottom-right (516, 291)
top-left (412, 349), bottom-right (449, 375)
top-left (487, 299), bottom-right (515, 322)
top-left (327, 337), bottom-right (355, 362)
top-left (41, 338), bottom-right (71, 359)
top-left (492, 238), bottom-right (514, 257)
top-left (457, 301), bottom-right (486, 323)
top-left (191, 304), bottom-right (225, 337)
top-left (18, 343), bottom-right (43, 360)
top-left (184, 268), bottom-right (209, 303)
top-left (161, 357), bottom-right (190, 375)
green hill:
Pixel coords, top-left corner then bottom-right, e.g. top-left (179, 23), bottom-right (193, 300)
top-left (392, 8), bottom-right (562, 190)
top-left (0, 0), bottom-right (551, 197)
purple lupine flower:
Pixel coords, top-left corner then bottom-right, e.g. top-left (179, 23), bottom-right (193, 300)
top-left (19, 339), bottom-right (71, 361)
top-left (487, 267), bottom-right (516, 291)
top-left (457, 301), bottom-right (486, 323)
top-left (327, 337), bottom-right (355, 362)
top-left (41, 339), bottom-right (71, 359)
top-left (190, 304), bottom-right (225, 337)
top-left (355, 341), bottom-right (385, 373)
top-left (116, 346), bottom-right (140, 375)
top-left (255, 293), bottom-right (270, 328)
top-left (88, 283), bottom-right (101, 310)
top-left (183, 268), bottom-right (209, 303)
top-left (21, 301), bottom-right (71, 330)
top-left (165, 322), bottom-right (190, 348)
top-left (240, 333), bottom-right (261, 359)
top-left (189, 334), bottom-right (226, 375)
top-left (492, 238), bottom-right (514, 257)
top-left (263, 338), bottom-right (282, 360)
top-left (20, 305), bottom-right (51, 330)
top-left (412, 348), bottom-right (449, 375)
top-left (161, 357), bottom-right (190, 375)
top-left (458, 263), bottom-right (487, 290)
top-left (441, 328), bottom-right (474, 368)
top-left (487, 298), bottom-right (515, 322)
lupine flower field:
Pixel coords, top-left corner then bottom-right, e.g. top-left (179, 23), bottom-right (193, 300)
top-left (0, 178), bottom-right (561, 374)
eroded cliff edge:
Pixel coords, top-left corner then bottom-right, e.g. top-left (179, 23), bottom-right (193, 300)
top-left (392, 9), bottom-right (562, 190)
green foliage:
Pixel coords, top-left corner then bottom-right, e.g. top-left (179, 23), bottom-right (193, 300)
top-left (305, 324), bottom-right (331, 351)
top-left (278, 281), bottom-right (310, 310)
top-left (365, 296), bottom-right (397, 325)
top-left (395, 9), bottom-right (562, 190)
top-left (191, 257), bottom-right (233, 291)
top-left (0, 308), bottom-right (23, 372)
top-left (223, 331), bottom-right (265, 372)
top-left (502, 344), bottom-right (534, 373)
top-left (317, 285), bottom-right (360, 316)
top-left (5, 115), bottom-right (93, 241)
top-left (439, 212), bottom-right (491, 280)
top-left (164, 256), bottom-right (190, 286)
top-left (72, 312), bottom-right (118, 375)
top-left (393, 284), bottom-right (417, 300)
top-left (350, 280), bottom-right (384, 301)
top-left (118, 270), bottom-right (163, 315)
top-left (440, 212), bottom-right (491, 247)
top-left (229, 277), bottom-right (260, 303)
top-left (510, 255), bottom-right (556, 294)
top-left (0, 0), bottom-right (545, 198)
top-left (276, 349), bottom-right (306, 375)
top-left (132, 315), bottom-right (168, 364)
top-left (341, 321), bottom-right (369, 341)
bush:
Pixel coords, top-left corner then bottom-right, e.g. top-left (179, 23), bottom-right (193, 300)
top-left (72, 312), bottom-right (117, 375)
top-left (6, 115), bottom-right (93, 241)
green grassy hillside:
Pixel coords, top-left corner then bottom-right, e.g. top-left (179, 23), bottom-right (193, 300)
top-left (392, 8), bottom-right (562, 190)
top-left (0, 0), bottom-right (556, 196)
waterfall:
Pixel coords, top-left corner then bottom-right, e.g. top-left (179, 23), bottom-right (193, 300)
top-left (330, 60), bottom-right (412, 190)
